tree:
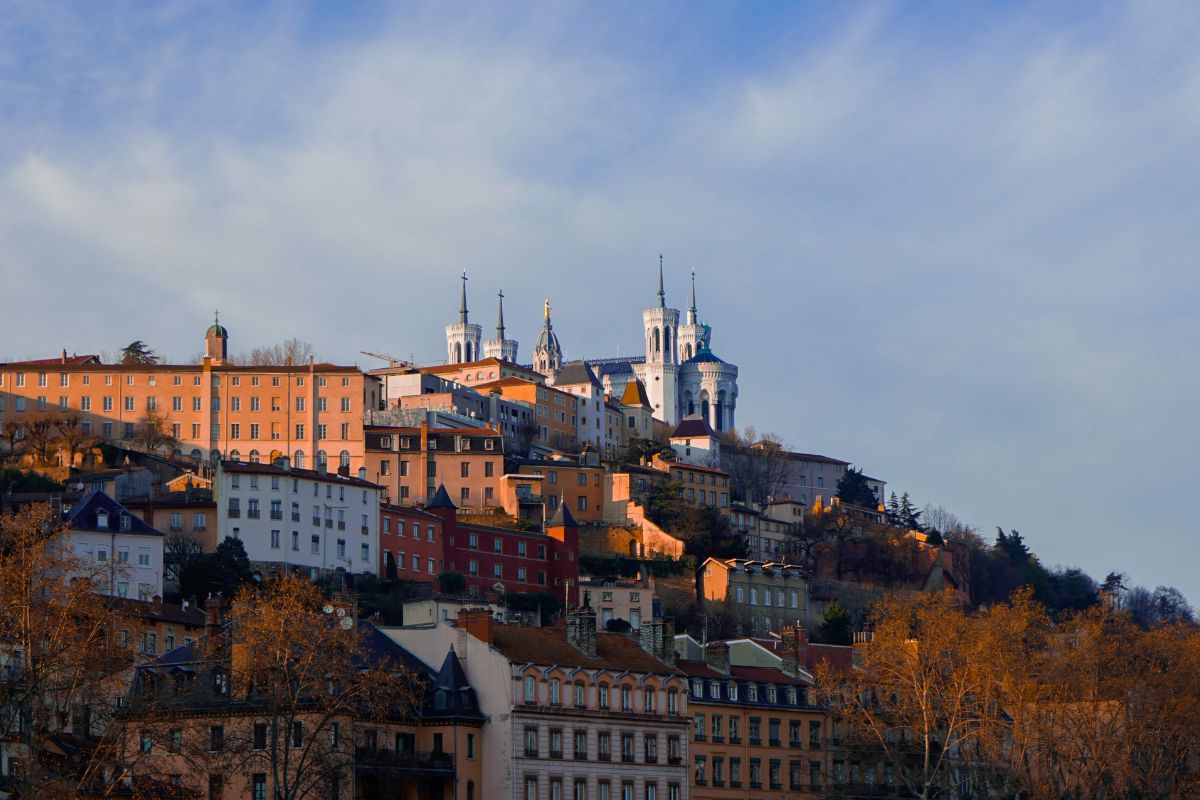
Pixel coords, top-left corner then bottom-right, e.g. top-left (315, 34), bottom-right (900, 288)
top-left (624, 437), bottom-right (675, 465)
top-left (437, 571), bottom-right (466, 596)
top-left (53, 412), bottom-right (97, 468)
top-left (163, 530), bottom-right (205, 591)
top-left (0, 504), bottom-right (137, 797)
top-left (131, 407), bottom-right (178, 455)
top-left (212, 536), bottom-right (253, 597)
top-left (228, 339), bottom-right (315, 367)
top-left (22, 413), bottom-right (60, 465)
top-left (718, 428), bottom-right (790, 505)
top-left (813, 599), bottom-right (852, 645)
top-left (836, 467), bottom-right (879, 509)
top-left (120, 340), bottom-right (159, 365)
top-left (0, 421), bottom-right (28, 465)
top-left (126, 575), bottom-right (420, 800)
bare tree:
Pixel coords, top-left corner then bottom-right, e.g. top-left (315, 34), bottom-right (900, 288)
top-left (131, 408), bottom-right (178, 456)
top-left (54, 412), bottom-right (98, 469)
top-left (0, 421), bottom-right (28, 465)
top-left (228, 339), bottom-right (315, 367)
top-left (0, 504), bottom-right (138, 798)
top-left (719, 427), bottom-right (790, 505)
top-left (23, 413), bottom-right (61, 465)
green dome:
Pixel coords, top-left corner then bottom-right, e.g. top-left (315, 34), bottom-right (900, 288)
top-left (206, 323), bottom-right (228, 338)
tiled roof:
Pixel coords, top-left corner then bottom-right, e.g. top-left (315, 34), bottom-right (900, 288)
top-left (104, 596), bottom-right (207, 627)
top-left (670, 417), bottom-right (716, 439)
top-left (64, 491), bottom-right (162, 537)
top-left (782, 451), bottom-right (851, 466)
top-left (666, 462), bottom-right (728, 477)
top-left (730, 665), bottom-right (808, 686)
top-left (1, 354), bottom-right (101, 366)
top-left (490, 625), bottom-right (679, 675)
top-left (220, 460), bottom-right (379, 489)
top-left (554, 360), bottom-right (601, 388)
top-left (380, 503), bottom-right (442, 521)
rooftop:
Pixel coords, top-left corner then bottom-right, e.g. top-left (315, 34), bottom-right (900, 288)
top-left (490, 624), bottom-right (678, 675)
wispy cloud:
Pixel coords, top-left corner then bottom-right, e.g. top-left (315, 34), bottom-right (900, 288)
top-left (3, 2), bottom-right (1199, 597)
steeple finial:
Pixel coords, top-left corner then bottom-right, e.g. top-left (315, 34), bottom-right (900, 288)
top-left (459, 271), bottom-right (469, 324)
top-left (544, 298), bottom-right (552, 323)
top-left (689, 270), bottom-right (697, 324)
top-left (496, 290), bottom-right (506, 340)
top-left (657, 254), bottom-right (665, 308)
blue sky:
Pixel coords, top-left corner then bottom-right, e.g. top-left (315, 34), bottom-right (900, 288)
top-left (3, 2), bottom-right (1199, 601)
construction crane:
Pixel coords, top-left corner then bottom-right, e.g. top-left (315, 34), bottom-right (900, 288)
top-left (359, 350), bottom-right (418, 369)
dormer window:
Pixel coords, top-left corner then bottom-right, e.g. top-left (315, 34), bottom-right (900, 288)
top-left (729, 683), bottom-right (738, 701)
top-left (96, 510), bottom-right (110, 529)
top-left (119, 514), bottom-right (131, 531)
top-left (748, 684), bottom-right (758, 702)
top-left (692, 680), bottom-right (702, 698)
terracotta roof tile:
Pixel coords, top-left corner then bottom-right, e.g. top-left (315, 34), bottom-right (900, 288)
top-left (490, 624), bottom-right (679, 675)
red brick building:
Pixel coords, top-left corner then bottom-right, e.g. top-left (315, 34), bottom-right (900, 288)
top-left (378, 503), bottom-right (444, 581)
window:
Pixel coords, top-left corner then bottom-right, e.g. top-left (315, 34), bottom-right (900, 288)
top-left (311, 534), bottom-right (320, 554)
top-left (809, 720), bottom-right (822, 748)
top-left (525, 778), bottom-right (538, 800)
top-left (291, 721), bottom-right (303, 748)
top-left (598, 683), bottom-right (609, 708)
top-left (209, 725), bottom-right (224, 752)
top-left (253, 723), bottom-right (267, 750)
top-left (252, 774), bottom-right (266, 800)
top-left (549, 678), bottom-right (561, 705)
top-left (524, 726), bottom-right (538, 757)
top-left (695, 755), bottom-right (707, 786)
top-left (524, 676), bottom-right (536, 703)
top-left (550, 729), bottom-right (563, 758)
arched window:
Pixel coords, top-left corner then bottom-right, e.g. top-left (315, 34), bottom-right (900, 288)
top-left (228, 449), bottom-right (241, 462)
top-left (293, 450), bottom-right (305, 469)
top-left (653, 327), bottom-right (661, 353)
top-left (701, 398), bottom-right (710, 421)
top-left (454, 342), bottom-right (462, 363)
top-left (190, 448), bottom-right (202, 462)
top-left (249, 449), bottom-right (260, 463)
top-left (663, 326), bottom-right (671, 357)
top-left (316, 450), bottom-right (328, 469)
top-left (684, 343), bottom-right (693, 360)
top-left (210, 449), bottom-right (221, 463)
top-left (465, 342), bottom-right (473, 361)
top-left (339, 450), bottom-right (350, 468)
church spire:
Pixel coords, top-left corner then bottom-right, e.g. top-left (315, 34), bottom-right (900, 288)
top-left (657, 254), bottom-right (665, 308)
top-left (688, 270), bottom-right (698, 324)
top-left (496, 290), bottom-right (506, 340)
top-left (459, 271), bottom-right (469, 324)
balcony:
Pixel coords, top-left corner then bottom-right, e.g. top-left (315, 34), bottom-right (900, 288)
top-left (769, 738), bottom-right (781, 747)
top-left (227, 509), bottom-right (240, 518)
top-left (549, 750), bottom-right (562, 760)
top-left (750, 781), bottom-right (762, 790)
top-left (694, 734), bottom-right (707, 742)
top-left (730, 781), bottom-right (742, 789)
top-left (524, 748), bottom-right (538, 758)
top-left (337, 521), bottom-right (346, 530)
top-left (711, 735), bottom-right (724, 744)
top-left (695, 778), bottom-right (707, 787)
top-left (790, 740), bottom-right (802, 749)
top-left (169, 524), bottom-right (182, 532)
top-left (313, 517), bottom-right (321, 526)
top-left (292, 513), bottom-right (301, 522)
top-left (771, 781), bottom-right (782, 790)
top-left (270, 511), bottom-right (283, 520)
top-left (644, 755), bottom-right (657, 765)
top-left (247, 510), bottom-right (260, 519)
top-left (791, 783), bottom-right (804, 791)
top-left (361, 526), bottom-right (369, 535)
top-left (574, 753), bottom-right (587, 761)
top-left (326, 520), bottom-right (333, 528)
top-left (749, 738), bottom-right (762, 746)
top-left (667, 756), bottom-right (682, 766)
top-left (621, 754), bottom-right (634, 763)
top-left (598, 753), bottom-right (611, 762)
top-left (354, 747), bottom-right (454, 777)
top-left (729, 736), bottom-right (741, 744)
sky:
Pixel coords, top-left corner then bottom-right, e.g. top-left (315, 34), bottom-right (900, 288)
top-left (2, 1), bottom-right (1198, 601)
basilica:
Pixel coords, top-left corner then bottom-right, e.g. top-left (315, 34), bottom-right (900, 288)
top-left (444, 263), bottom-right (739, 432)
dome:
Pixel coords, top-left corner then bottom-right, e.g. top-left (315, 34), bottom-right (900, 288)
top-left (206, 323), bottom-right (228, 338)
top-left (535, 325), bottom-right (560, 354)
top-left (682, 344), bottom-right (726, 365)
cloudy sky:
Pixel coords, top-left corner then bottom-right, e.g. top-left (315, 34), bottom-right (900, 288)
top-left (3, 2), bottom-right (1198, 600)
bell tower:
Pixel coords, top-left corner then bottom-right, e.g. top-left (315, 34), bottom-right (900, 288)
top-left (205, 311), bottom-right (228, 364)
top-left (445, 271), bottom-right (482, 364)
top-left (641, 256), bottom-right (679, 424)
top-left (482, 290), bottom-right (519, 362)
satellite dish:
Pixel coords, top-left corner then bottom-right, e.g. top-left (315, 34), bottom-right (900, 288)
top-left (323, 605), bottom-right (334, 615)
top-left (336, 608), bottom-right (346, 618)
top-left (339, 617), bottom-right (353, 630)
top-left (492, 582), bottom-right (506, 595)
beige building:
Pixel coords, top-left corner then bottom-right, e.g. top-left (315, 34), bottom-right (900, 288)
top-left (697, 558), bottom-right (815, 635)
top-left (578, 575), bottom-right (658, 631)
top-left (0, 320), bottom-right (380, 474)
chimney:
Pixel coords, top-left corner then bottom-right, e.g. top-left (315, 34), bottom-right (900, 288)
top-left (204, 596), bottom-right (224, 641)
top-left (457, 608), bottom-right (494, 645)
top-left (781, 622), bottom-right (808, 677)
top-left (566, 606), bottom-right (597, 657)
top-left (61, 348), bottom-right (68, 364)
top-left (704, 641), bottom-right (730, 674)
top-left (358, 467), bottom-right (367, 481)
top-left (639, 618), bottom-right (675, 665)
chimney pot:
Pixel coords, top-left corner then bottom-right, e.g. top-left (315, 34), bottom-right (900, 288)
top-left (456, 607), bottom-right (494, 645)
top-left (566, 606), bottom-right (598, 656)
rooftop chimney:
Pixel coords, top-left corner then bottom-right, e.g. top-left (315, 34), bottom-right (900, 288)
top-left (457, 607), bottom-right (494, 645)
top-left (639, 618), bottom-right (675, 665)
top-left (358, 467), bottom-right (367, 481)
top-left (204, 596), bottom-right (224, 642)
top-left (566, 606), bottom-right (597, 657)
top-left (61, 348), bottom-right (68, 364)
top-left (781, 622), bottom-right (808, 677)
top-left (704, 641), bottom-right (730, 674)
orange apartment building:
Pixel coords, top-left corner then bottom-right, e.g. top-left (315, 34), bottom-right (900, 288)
top-left (0, 322), bottom-right (379, 474)
top-left (610, 455), bottom-right (732, 518)
top-left (472, 377), bottom-right (579, 451)
top-left (511, 455), bottom-right (606, 523)
top-left (364, 423), bottom-right (504, 509)
top-left (419, 357), bottom-right (544, 389)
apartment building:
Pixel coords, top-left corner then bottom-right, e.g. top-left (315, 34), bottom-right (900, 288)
top-left (63, 490), bottom-right (164, 600)
top-left (364, 423), bottom-right (503, 509)
top-left (697, 558), bottom-right (815, 635)
top-left (387, 608), bottom-right (690, 800)
top-left (215, 459), bottom-right (381, 579)
top-left (578, 575), bottom-right (659, 631)
top-left (730, 505), bottom-right (797, 562)
top-left (379, 503), bottom-right (444, 581)
top-left (675, 631), bottom-right (830, 800)
top-left (473, 377), bottom-right (579, 452)
top-left (511, 454), bottom-right (606, 523)
top-left (0, 321), bottom-right (379, 473)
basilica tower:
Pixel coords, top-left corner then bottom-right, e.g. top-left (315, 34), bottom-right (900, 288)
top-left (482, 290), bottom-right (519, 362)
top-left (445, 272), bottom-right (482, 364)
top-left (641, 256), bottom-right (680, 424)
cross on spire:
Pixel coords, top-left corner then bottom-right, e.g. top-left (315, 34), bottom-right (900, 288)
top-left (459, 270), bottom-right (469, 324)
top-left (496, 290), bottom-right (506, 340)
top-left (657, 254), bottom-right (665, 308)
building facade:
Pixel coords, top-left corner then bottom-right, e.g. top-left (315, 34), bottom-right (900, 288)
top-left (63, 491), bottom-right (165, 600)
top-left (697, 559), bottom-right (815, 635)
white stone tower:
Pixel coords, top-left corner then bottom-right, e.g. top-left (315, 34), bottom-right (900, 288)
top-left (532, 298), bottom-right (564, 378)
top-left (641, 256), bottom-right (680, 424)
top-left (676, 270), bottom-right (704, 362)
top-left (482, 290), bottom-right (519, 362)
top-left (445, 271), bottom-right (482, 364)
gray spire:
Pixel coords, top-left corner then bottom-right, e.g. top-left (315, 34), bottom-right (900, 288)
top-left (496, 290), bottom-right (506, 340)
top-left (459, 271), bottom-right (469, 324)
top-left (657, 254), bottom-right (665, 308)
top-left (688, 270), bottom-right (697, 324)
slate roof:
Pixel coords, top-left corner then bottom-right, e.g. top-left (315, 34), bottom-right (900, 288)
top-left (425, 484), bottom-right (457, 511)
top-left (588, 357), bottom-right (644, 379)
top-left (64, 491), bottom-right (163, 537)
top-left (682, 345), bottom-right (727, 365)
top-left (490, 624), bottom-right (679, 676)
top-left (554, 360), bottom-right (601, 389)
top-left (547, 502), bottom-right (578, 529)
top-left (670, 416), bottom-right (716, 439)
top-left (221, 460), bottom-right (379, 489)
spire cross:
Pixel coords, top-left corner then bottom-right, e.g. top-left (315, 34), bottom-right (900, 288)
top-left (459, 271), bottom-right (469, 323)
top-left (213, 310), bottom-right (219, 325)
top-left (657, 254), bottom-right (665, 308)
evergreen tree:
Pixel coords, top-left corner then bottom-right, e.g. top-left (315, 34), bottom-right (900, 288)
top-left (119, 340), bottom-right (159, 365)
top-left (836, 467), bottom-right (879, 509)
top-left (897, 492), bottom-right (923, 530)
top-left (886, 492), bottom-right (901, 525)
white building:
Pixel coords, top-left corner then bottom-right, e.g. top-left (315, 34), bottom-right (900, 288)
top-left (64, 491), bottom-right (164, 600)
top-left (215, 459), bottom-right (381, 580)
top-left (668, 416), bottom-right (721, 467)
